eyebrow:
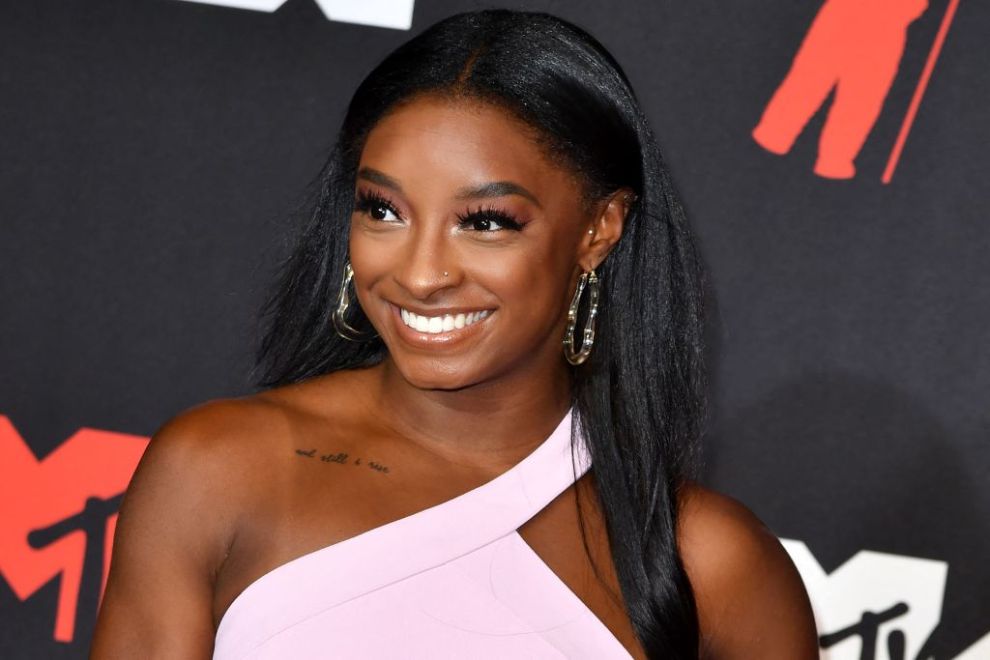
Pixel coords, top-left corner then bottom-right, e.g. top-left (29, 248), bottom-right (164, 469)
top-left (456, 181), bottom-right (542, 208)
top-left (357, 167), bottom-right (403, 192)
top-left (356, 167), bottom-right (542, 208)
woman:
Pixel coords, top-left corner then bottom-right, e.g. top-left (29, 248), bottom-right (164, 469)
top-left (91, 9), bottom-right (818, 659)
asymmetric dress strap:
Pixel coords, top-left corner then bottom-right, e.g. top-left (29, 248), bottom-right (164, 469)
top-left (213, 408), bottom-right (633, 659)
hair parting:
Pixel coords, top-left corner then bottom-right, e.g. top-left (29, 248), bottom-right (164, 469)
top-left (254, 10), bottom-right (709, 657)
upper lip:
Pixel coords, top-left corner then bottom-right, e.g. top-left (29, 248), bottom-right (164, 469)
top-left (390, 302), bottom-right (495, 316)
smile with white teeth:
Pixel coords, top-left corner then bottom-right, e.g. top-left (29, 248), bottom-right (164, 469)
top-left (399, 307), bottom-right (492, 334)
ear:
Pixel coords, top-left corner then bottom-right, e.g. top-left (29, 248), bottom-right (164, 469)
top-left (577, 186), bottom-right (636, 272)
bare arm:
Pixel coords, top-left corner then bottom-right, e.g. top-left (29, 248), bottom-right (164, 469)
top-left (90, 402), bottom-right (244, 659)
top-left (679, 484), bottom-right (819, 659)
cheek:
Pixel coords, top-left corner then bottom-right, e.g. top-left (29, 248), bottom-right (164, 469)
top-left (347, 228), bottom-right (400, 283)
top-left (469, 246), bottom-right (571, 321)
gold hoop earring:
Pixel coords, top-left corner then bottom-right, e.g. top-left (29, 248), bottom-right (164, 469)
top-left (563, 268), bottom-right (600, 365)
top-left (333, 260), bottom-right (377, 341)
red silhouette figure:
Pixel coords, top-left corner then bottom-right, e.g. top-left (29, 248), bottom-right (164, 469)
top-left (753, 0), bottom-right (928, 179)
top-left (0, 416), bottom-right (147, 643)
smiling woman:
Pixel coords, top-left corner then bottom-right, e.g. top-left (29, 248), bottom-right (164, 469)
top-left (346, 96), bottom-right (614, 379)
top-left (90, 9), bottom-right (818, 660)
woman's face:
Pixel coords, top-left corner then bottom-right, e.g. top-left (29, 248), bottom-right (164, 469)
top-left (348, 94), bottom-right (627, 391)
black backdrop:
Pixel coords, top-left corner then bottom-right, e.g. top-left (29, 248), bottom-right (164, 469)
top-left (1, 1), bottom-right (987, 658)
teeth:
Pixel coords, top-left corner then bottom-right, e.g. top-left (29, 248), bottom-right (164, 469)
top-left (400, 308), bottom-right (491, 334)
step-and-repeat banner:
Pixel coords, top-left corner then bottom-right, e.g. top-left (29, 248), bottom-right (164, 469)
top-left (1, 1), bottom-right (987, 658)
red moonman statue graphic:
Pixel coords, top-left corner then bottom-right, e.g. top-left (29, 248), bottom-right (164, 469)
top-left (752, 0), bottom-right (928, 179)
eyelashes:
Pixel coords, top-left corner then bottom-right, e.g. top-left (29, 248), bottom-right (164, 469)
top-left (454, 204), bottom-right (524, 232)
top-left (353, 189), bottom-right (524, 233)
top-left (353, 189), bottom-right (400, 223)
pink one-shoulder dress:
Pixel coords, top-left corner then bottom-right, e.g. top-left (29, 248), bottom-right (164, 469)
top-left (212, 408), bottom-right (633, 659)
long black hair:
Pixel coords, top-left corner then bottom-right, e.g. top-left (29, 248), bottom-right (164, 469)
top-left (254, 9), bottom-right (709, 657)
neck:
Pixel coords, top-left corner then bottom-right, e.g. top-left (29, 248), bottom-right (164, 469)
top-left (366, 354), bottom-right (573, 472)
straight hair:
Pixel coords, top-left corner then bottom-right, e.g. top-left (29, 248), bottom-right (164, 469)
top-left (254, 9), bottom-right (709, 657)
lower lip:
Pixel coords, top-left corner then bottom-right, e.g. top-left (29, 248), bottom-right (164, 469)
top-left (389, 303), bottom-right (494, 347)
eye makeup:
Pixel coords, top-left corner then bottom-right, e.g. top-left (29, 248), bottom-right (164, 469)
top-left (353, 188), bottom-right (526, 233)
top-left (454, 204), bottom-right (524, 232)
top-left (354, 189), bottom-right (401, 222)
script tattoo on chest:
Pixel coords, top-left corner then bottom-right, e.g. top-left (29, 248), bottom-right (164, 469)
top-left (293, 448), bottom-right (391, 474)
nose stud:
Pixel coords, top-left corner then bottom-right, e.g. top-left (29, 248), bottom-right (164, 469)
top-left (443, 271), bottom-right (448, 277)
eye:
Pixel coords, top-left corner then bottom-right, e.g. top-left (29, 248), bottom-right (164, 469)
top-left (455, 206), bottom-right (524, 233)
top-left (354, 190), bottom-right (401, 223)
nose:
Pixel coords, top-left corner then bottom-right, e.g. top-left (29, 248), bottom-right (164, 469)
top-left (392, 221), bottom-right (459, 301)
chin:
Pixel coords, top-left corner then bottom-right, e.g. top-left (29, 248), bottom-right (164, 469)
top-left (403, 370), bottom-right (474, 390)
top-left (394, 359), bottom-right (482, 391)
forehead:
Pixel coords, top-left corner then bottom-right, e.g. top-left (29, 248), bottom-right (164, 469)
top-left (358, 95), bottom-right (583, 200)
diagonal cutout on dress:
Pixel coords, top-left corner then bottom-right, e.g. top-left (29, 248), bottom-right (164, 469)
top-left (213, 407), bottom-right (633, 659)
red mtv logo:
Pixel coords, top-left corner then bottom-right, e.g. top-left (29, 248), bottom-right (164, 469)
top-left (0, 416), bottom-right (147, 643)
top-left (752, 0), bottom-right (960, 182)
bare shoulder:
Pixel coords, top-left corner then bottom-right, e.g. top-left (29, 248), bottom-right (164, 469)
top-left (677, 482), bottom-right (819, 659)
top-left (150, 391), bottom-right (294, 466)
top-left (677, 482), bottom-right (786, 575)
top-left (93, 369), bottom-right (372, 657)
top-left (114, 391), bottom-right (305, 576)
top-left (91, 392), bottom-right (299, 657)
top-left (138, 394), bottom-right (290, 505)
top-left (147, 372), bottom-right (350, 479)
top-left (135, 377), bottom-right (344, 527)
